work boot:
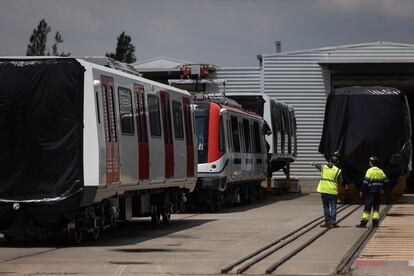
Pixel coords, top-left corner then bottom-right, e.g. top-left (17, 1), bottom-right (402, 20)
top-left (320, 222), bottom-right (330, 228)
top-left (372, 220), bottom-right (379, 228)
top-left (330, 221), bottom-right (339, 228)
top-left (356, 221), bottom-right (367, 228)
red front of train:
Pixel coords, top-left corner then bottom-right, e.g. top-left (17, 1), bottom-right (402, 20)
top-left (193, 100), bottom-right (268, 210)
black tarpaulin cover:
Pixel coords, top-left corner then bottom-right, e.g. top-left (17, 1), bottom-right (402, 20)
top-left (0, 59), bottom-right (85, 202)
top-left (319, 86), bottom-right (411, 187)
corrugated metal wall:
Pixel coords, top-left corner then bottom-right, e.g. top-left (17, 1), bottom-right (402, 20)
top-left (218, 42), bottom-right (414, 181)
top-left (216, 67), bottom-right (261, 94)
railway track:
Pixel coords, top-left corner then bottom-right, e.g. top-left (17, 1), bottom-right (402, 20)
top-left (221, 203), bottom-right (362, 274)
top-left (336, 204), bottom-right (393, 274)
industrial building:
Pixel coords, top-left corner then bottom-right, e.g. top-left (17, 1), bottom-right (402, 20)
top-left (217, 41), bottom-right (414, 192)
top-left (134, 41), bottom-right (414, 193)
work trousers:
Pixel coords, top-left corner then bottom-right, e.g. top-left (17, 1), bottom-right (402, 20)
top-left (321, 193), bottom-right (337, 223)
top-left (361, 193), bottom-right (380, 222)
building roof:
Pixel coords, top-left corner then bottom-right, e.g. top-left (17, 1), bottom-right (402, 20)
top-left (132, 56), bottom-right (192, 72)
top-left (262, 41), bottom-right (414, 57)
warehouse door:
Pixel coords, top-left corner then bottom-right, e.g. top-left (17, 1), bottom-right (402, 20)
top-left (328, 63), bottom-right (414, 192)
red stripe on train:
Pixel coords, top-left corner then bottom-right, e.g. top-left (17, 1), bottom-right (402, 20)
top-left (208, 102), bottom-right (224, 163)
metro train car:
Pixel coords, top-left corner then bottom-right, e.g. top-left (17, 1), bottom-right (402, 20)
top-left (319, 86), bottom-right (411, 203)
top-left (191, 97), bottom-right (271, 210)
top-left (0, 57), bottom-right (197, 243)
top-left (225, 94), bottom-right (297, 174)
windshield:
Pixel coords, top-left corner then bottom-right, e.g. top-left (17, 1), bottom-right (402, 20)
top-left (195, 116), bottom-right (208, 164)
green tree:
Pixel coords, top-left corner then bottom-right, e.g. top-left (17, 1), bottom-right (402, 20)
top-left (26, 19), bottom-right (51, 56)
top-left (50, 31), bottom-right (70, 57)
top-left (26, 19), bottom-right (70, 56)
top-left (106, 31), bottom-right (136, 63)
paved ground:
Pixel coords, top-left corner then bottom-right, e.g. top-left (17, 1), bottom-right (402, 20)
top-left (0, 194), bottom-right (412, 276)
top-left (352, 195), bottom-right (414, 276)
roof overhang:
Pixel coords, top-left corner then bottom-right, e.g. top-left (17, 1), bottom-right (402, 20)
top-left (168, 79), bottom-right (226, 85)
top-left (318, 59), bottom-right (414, 65)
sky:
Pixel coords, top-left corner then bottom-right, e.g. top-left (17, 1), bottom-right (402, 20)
top-left (1, 0), bottom-right (414, 67)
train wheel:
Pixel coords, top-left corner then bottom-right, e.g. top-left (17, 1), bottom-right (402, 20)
top-left (70, 227), bottom-right (83, 245)
top-left (162, 211), bottom-right (171, 224)
top-left (68, 223), bottom-right (83, 245)
top-left (90, 227), bottom-right (100, 241)
top-left (151, 204), bottom-right (161, 226)
top-left (90, 218), bottom-right (100, 241)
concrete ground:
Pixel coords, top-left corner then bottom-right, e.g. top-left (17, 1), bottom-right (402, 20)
top-left (351, 195), bottom-right (414, 276)
top-left (0, 194), bottom-right (411, 276)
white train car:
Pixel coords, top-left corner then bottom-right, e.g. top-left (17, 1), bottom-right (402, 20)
top-left (192, 99), bottom-right (270, 210)
top-left (225, 94), bottom-right (297, 173)
top-left (0, 57), bottom-right (197, 243)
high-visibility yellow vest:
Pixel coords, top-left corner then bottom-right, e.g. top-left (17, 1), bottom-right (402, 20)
top-left (364, 166), bottom-right (387, 192)
top-left (365, 167), bottom-right (387, 183)
top-left (317, 165), bottom-right (341, 195)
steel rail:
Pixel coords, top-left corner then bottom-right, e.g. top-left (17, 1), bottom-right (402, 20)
top-left (221, 204), bottom-right (352, 274)
top-left (335, 204), bottom-right (393, 274)
top-left (265, 204), bottom-right (362, 274)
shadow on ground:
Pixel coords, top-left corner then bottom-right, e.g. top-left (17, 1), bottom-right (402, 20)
top-left (0, 193), bottom-right (305, 248)
top-left (0, 218), bottom-right (214, 248)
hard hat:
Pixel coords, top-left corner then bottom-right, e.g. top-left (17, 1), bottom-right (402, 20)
top-left (369, 156), bottom-right (378, 162)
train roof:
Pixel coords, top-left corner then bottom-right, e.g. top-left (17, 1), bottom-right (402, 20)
top-left (223, 93), bottom-right (292, 108)
top-left (0, 57), bottom-right (191, 97)
top-left (195, 99), bottom-right (263, 120)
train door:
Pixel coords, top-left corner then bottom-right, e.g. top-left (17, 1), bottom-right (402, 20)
top-left (172, 99), bottom-right (186, 180)
top-left (252, 120), bottom-right (264, 176)
top-left (225, 113), bottom-right (234, 178)
top-left (100, 75), bottom-right (120, 183)
top-left (242, 118), bottom-right (253, 177)
top-left (134, 84), bottom-right (149, 180)
top-left (183, 97), bottom-right (194, 177)
top-left (230, 115), bottom-right (242, 180)
top-left (239, 119), bottom-right (246, 177)
top-left (160, 91), bottom-right (174, 178)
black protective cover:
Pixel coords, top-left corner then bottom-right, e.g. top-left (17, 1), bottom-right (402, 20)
top-left (319, 86), bottom-right (411, 187)
top-left (0, 59), bottom-right (85, 202)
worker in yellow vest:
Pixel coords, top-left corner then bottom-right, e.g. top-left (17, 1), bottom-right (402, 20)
top-left (356, 156), bottom-right (388, 228)
top-left (311, 155), bottom-right (342, 228)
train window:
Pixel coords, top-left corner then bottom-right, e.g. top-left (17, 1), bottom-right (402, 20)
top-left (239, 121), bottom-right (245, 153)
top-left (243, 119), bottom-right (252, 153)
top-left (183, 98), bottom-right (193, 146)
top-left (195, 116), bottom-right (208, 163)
top-left (95, 91), bottom-right (101, 124)
top-left (102, 84), bottom-right (111, 142)
top-left (231, 116), bottom-right (240, 153)
top-left (118, 87), bottom-right (134, 134)
top-left (134, 85), bottom-right (148, 143)
top-left (148, 95), bottom-right (161, 137)
top-left (108, 85), bottom-right (118, 142)
top-left (161, 92), bottom-right (173, 145)
top-left (253, 121), bottom-right (262, 153)
top-left (219, 116), bottom-right (226, 152)
top-left (226, 119), bottom-right (232, 152)
top-left (172, 101), bottom-right (184, 139)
